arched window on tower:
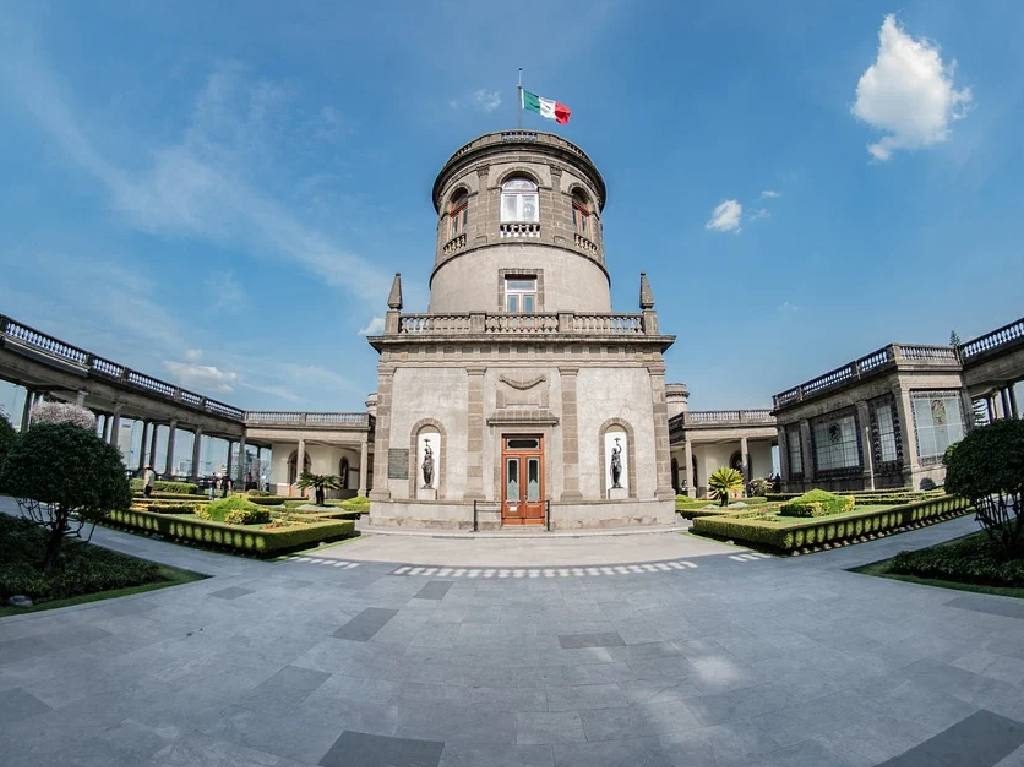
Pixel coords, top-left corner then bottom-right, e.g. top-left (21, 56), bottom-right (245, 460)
top-left (572, 189), bottom-right (592, 238)
top-left (448, 189), bottom-right (468, 238)
top-left (501, 177), bottom-right (539, 223)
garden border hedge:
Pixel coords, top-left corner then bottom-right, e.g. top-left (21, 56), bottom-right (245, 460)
top-left (692, 495), bottom-right (971, 554)
top-left (105, 509), bottom-right (355, 555)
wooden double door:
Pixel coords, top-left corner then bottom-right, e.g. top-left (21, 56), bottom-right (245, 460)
top-left (500, 434), bottom-right (544, 525)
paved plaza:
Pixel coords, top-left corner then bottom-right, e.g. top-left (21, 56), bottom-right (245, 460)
top-left (2, 504), bottom-right (1024, 766)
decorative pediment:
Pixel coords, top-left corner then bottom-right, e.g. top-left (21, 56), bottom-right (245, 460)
top-left (498, 374), bottom-right (547, 390)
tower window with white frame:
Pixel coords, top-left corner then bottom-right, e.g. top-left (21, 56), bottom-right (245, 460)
top-left (504, 276), bottom-right (537, 314)
top-left (500, 177), bottom-right (539, 222)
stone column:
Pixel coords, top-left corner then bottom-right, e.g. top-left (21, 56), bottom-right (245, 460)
top-left (799, 420), bottom-right (815, 484)
top-left (20, 389), bottom-right (33, 431)
top-left (559, 367), bottom-right (582, 500)
top-left (190, 426), bottom-right (203, 481)
top-left (296, 437), bottom-right (306, 497)
top-left (149, 424), bottom-right (159, 469)
top-left (855, 401), bottom-right (875, 490)
top-left (164, 421), bottom-right (177, 477)
top-left (1008, 385), bottom-right (1020, 420)
top-left (236, 433), bottom-right (247, 485)
top-left (370, 366), bottom-right (394, 501)
top-left (108, 405), bottom-right (122, 451)
top-left (683, 437), bottom-right (694, 498)
top-left (226, 440), bottom-right (234, 479)
top-left (137, 421), bottom-right (149, 472)
top-left (76, 389), bottom-right (87, 406)
top-left (358, 436), bottom-right (369, 497)
top-left (777, 428), bottom-right (790, 485)
top-left (960, 388), bottom-right (976, 432)
top-left (739, 436), bottom-right (749, 483)
top-left (648, 364), bottom-right (674, 501)
top-left (463, 367), bottom-right (486, 500)
top-left (256, 445), bottom-right (263, 488)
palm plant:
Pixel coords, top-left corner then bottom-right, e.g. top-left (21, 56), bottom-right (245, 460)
top-left (297, 471), bottom-right (341, 506)
top-left (708, 467), bottom-right (744, 507)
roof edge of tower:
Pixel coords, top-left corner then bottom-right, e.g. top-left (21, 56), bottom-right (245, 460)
top-left (432, 130), bottom-right (606, 213)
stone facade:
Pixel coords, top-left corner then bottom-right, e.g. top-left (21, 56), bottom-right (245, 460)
top-left (366, 131), bottom-right (676, 530)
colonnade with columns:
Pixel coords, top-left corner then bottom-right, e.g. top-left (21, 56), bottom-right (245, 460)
top-left (18, 386), bottom-right (260, 484)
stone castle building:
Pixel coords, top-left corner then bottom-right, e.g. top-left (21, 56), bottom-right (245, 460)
top-left (366, 130), bottom-right (679, 529)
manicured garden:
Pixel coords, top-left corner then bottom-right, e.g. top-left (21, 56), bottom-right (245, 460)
top-left (690, 489), bottom-right (971, 554)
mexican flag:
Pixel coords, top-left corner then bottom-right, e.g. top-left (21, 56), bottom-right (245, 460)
top-left (522, 89), bottom-right (571, 124)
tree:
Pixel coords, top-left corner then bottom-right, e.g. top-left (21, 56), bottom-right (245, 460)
top-left (0, 422), bottom-right (131, 571)
top-left (708, 467), bottom-right (744, 507)
top-left (943, 419), bottom-right (1024, 557)
top-left (0, 407), bottom-right (16, 475)
top-left (297, 471), bottom-right (341, 506)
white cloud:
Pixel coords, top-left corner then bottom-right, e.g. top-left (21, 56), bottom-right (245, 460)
top-left (472, 89), bottom-right (502, 113)
top-left (760, 189), bottom-right (780, 199)
top-left (779, 301), bottom-right (800, 313)
top-left (705, 199), bottom-right (743, 233)
top-left (853, 14), bottom-right (972, 161)
top-left (749, 208), bottom-right (770, 221)
top-left (164, 359), bottom-right (239, 393)
top-left (359, 317), bottom-right (386, 335)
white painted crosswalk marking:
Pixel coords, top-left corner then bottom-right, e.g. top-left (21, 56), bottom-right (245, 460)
top-left (387, 559), bottom-right (703, 578)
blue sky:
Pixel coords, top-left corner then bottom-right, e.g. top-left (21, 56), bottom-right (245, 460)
top-left (1, 1), bottom-right (1022, 416)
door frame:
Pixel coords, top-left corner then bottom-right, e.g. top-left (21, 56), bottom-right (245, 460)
top-left (500, 433), bottom-right (545, 526)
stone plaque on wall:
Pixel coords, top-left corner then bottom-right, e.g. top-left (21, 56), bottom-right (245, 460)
top-left (387, 448), bottom-right (409, 480)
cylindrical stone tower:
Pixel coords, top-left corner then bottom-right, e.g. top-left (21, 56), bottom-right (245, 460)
top-left (368, 130), bottom-right (676, 531)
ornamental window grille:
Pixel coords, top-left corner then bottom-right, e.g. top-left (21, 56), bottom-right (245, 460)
top-left (813, 414), bottom-right (860, 472)
top-left (448, 189), bottom-right (468, 238)
top-left (504, 276), bottom-right (537, 314)
top-left (910, 390), bottom-right (965, 463)
top-left (500, 177), bottom-right (539, 223)
top-left (874, 403), bottom-right (898, 462)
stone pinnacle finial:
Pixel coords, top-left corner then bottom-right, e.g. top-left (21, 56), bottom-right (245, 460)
top-left (639, 272), bottom-right (655, 310)
top-left (387, 273), bottom-right (403, 310)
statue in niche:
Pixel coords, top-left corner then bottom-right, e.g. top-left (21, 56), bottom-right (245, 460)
top-left (610, 438), bottom-right (623, 489)
top-left (421, 438), bottom-right (434, 488)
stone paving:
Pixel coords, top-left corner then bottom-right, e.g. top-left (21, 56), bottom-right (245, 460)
top-left (1, 504), bottom-right (1024, 767)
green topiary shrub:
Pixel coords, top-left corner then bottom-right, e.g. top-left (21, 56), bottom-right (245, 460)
top-left (224, 506), bottom-right (271, 525)
top-left (339, 495), bottom-right (371, 513)
top-left (196, 495), bottom-right (264, 524)
top-left (779, 489), bottom-right (855, 518)
top-left (708, 467), bottom-right (744, 507)
top-left (146, 504), bottom-right (197, 515)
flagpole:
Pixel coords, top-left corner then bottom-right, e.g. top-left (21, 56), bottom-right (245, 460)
top-left (517, 68), bottom-right (523, 129)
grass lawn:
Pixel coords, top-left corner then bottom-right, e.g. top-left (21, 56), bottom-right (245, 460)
top-left (0, 563), bottom-right (206, 617)
top-left (853, 530), bottom-right (1024, 600)
top-left (1, 515), bottom-right (207, 617)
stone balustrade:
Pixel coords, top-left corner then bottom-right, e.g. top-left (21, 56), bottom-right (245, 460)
top-left (0, 313), bottom-right (246, 421)
top-left (773, 342), bottom-right (963, 410)
top-left (396, 312), bottom-right (651, 337)
top-left (245, 411), bottom-right (371, 428)
top-left (681, 409), bottom-right (775, 425)
top-left (961, 315), bottom-right (1024, 360)
top-left (499, 222), bottom-right (541, 238)
top-left (573, 232), bottom-right (599, 253)
top-left (441, 233), bottom-right (467, 255)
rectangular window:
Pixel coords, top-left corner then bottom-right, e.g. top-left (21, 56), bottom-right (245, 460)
top-left (449, 205), bottom-right (467, 238)
top-left (504, 276), bottom-right (537, 314)
top-left (813, 414), bottom-right (860, 472)
top-left (787, 426), bottom-right (802, 474)
top-left (875, 403), bottom-right (897, 462)
top-left (501, 192), bottom-right (539, 223)
top-left (911, 391), bottom-right (965, 461)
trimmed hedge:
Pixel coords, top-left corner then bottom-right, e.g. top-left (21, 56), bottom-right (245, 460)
top-left (105, 509), bottom-right (355, 555)
top-left (247, 495), bottom-right (289, 506)
top-left (145, 504), bottom-right (197, 514)
top-left (130, 479), bottom-right (199, 494)
top-left (890, 532), bottom-right (1024, 586)
top-left (693, 495), bottom-right (971, 554)
top-left (135, 491), bottom-right (211, 501)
